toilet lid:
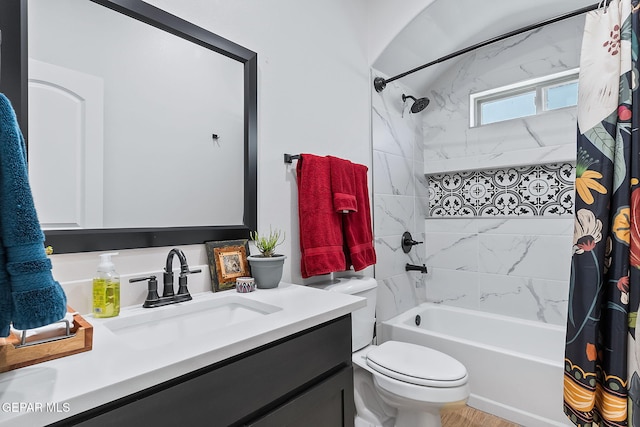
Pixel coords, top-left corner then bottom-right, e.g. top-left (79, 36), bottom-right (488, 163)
top-left (366, 341), bottom-right (468, 388)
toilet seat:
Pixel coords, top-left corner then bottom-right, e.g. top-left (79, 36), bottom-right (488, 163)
top-left (366, 341), bottom-right (468, 387)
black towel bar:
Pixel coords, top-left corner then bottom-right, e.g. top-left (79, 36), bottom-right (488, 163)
top-left (284, 153), bottom-right (301, 163)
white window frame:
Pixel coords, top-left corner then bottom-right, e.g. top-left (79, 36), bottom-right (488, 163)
top-left (469, 68), bottom-right (579, 127)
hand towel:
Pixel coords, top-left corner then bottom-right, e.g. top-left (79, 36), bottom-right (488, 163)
top-left (343, 164), bottom-right (377, 271)
top-left (0, 93), bottom-right (67, 336)
top-left (328, 156), bottom-right (357, 213)
top-left (297, 154), bottom-right (347, 278)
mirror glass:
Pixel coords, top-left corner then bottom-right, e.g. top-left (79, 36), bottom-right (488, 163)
top-left (28, 0), bottom-right (244, 229)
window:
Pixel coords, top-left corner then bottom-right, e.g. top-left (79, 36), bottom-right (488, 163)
top-left (470, 68), bottom-right (579, 127)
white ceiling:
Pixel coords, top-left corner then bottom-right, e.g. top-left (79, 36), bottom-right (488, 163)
top-left (372, 0), bottom-right (596, 94)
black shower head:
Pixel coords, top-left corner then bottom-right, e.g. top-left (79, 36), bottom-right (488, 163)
top-left (402, 94), bottom-right (430, 113)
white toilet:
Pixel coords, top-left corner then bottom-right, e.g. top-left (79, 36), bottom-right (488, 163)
top-left (312, 276), bottom-right (469, 427)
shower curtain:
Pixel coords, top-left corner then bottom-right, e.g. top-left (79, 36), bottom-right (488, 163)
top-left (564, 0), bottom-right (640, 425)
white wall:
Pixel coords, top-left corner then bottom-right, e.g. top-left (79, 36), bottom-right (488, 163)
top-left (366, 0), bottom-right (435, 64)
top-left (50, 0), bottom-right (371, 312)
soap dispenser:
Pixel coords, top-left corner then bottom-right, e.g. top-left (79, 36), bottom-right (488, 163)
top-left (92, 252), bottom-right (120, 318)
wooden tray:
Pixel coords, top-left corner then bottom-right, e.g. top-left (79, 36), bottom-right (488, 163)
top-left (0, 308), bottom-right (93, 373)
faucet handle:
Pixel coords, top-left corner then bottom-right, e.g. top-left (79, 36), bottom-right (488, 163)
top-left (173, 269), bottom-right (200, 300)
top-left (176, 268), bottom-right (199, 296)
top-left (179, 264), bottom-right (202, 274)
top-left (129, 275), bottom-right (160, 307)
top-left (129, 275), bottom-right (156, 283)
top-left (175, 274), bottom-right (194, 302)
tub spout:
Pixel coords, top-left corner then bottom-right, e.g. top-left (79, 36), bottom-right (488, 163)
top-left (405, 263), bottom-right (428, 274)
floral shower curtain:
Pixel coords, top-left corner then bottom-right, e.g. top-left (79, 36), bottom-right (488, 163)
top-left (564, 0), bottom-right (640, 425)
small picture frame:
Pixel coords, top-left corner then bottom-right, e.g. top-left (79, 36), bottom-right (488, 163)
top-left (205, 239), bottom-right (251, 292)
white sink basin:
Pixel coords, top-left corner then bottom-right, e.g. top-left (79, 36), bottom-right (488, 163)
top-left (102, 295), bottom-right (282, 350)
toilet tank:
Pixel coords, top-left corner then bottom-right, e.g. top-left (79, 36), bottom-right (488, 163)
top-left (311, 276), bottom-right (377, 351)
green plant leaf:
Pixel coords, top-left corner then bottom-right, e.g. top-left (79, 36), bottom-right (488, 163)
top-left (250, 227), bottom-right (285, 257)
top-left (584, 122), bottom-right (615, 161)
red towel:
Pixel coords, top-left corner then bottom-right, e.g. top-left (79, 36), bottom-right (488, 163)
top-left (328, 156), bottom-right (357, 213)
top-left (343, 164), bottom-right (377, 271)
top-left (297, 154), bottom-right (347, 278)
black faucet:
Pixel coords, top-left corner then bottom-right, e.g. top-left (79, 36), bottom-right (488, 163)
top-left (405, 263), bottom-right (428, 274)
top-left (164, 248), bottom-right (201, 303)
top-left (129, 248), bottom-right (201, 308)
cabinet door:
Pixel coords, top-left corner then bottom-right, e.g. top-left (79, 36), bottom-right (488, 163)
top-left (246, 366), bottom-right (354, 427)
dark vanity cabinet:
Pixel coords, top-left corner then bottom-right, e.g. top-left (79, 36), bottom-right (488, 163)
top-left (50, 315), bottom-right (355, 427)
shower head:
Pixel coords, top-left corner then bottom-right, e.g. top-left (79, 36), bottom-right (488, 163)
top-left (402, 94), bottom-right (430, 113)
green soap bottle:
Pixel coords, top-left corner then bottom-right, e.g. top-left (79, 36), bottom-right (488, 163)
top-left (92, 252), bottom-right (120, 318)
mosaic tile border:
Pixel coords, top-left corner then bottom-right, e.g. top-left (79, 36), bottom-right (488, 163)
top-left (428, 163), bottom-right (575, 217)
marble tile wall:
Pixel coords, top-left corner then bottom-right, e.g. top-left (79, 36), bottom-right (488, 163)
top-left (424, 218), bottom-right (572, 325)
top-left (370, 15), bottom-right (583, 326)
top-left (416, 15), bottom-right (584, 325)
top-left (371, 72), bottom-right (428, 323)
top-left (423, 14), bottom-right (584, 168)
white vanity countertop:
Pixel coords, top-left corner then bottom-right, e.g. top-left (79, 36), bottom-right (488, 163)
top-left (0, 283), bottom-right (365, 426)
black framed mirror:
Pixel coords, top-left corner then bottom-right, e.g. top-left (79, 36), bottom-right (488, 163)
top-left (0, 0), bottom-right (257, 254)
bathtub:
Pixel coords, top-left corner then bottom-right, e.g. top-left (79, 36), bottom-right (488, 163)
top-left (381, 303), bottom-right (572, 427)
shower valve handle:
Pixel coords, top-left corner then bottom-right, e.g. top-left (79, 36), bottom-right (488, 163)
top-left (401, 232), bottom-right (423, 253)
top-left (404, 237), bottom-right (423, 246)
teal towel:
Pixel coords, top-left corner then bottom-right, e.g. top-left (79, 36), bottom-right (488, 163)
top-left (0, 93), bottom-right (67, 336)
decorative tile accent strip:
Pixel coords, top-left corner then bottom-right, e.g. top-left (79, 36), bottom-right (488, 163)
top-left (428, 163), bottom-right (575, 217)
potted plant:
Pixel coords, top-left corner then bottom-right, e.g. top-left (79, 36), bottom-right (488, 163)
top-left (247, 228), bottom-right (286, 289)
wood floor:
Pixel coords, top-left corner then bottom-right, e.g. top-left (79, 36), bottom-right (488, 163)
top-left (441, 405), bottom-right (520, 427)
